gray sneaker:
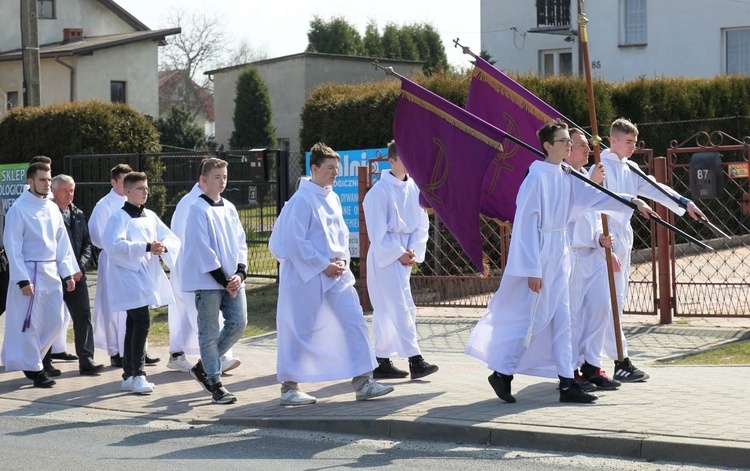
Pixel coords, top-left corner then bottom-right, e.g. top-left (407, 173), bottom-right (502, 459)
top-left (211, 383), bottom-right (237, 404)
top-left (355, 379), bottom-right (394, 401)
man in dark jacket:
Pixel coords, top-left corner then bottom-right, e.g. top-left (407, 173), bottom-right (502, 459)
top-left (50, 175), bottom-right (104, 375)
top-left (0, 203), bottom-right (8, 317)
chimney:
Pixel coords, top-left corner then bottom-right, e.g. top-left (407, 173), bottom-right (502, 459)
top-left (63, 28), bottom-right (84, 43)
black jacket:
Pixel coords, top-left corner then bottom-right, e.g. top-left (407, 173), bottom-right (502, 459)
top-left (62, 202), bottom-right (93, 275)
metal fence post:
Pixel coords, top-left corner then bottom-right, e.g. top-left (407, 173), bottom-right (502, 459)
top-left (357, 165), bottom-right (372, 312)
top-left (654, 156), bottom-right (673, 324)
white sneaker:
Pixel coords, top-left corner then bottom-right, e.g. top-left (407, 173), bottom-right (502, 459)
top-left (121, 376), bottom-right (133, 391)
top-left (121, 376), bottom-right (155, 392)
top-left (355, 379), bottom-right (394, 401)
top-left (132, 375), bottom-right (154, 395)
top-left (221, 356), bottom-right (241, 373)
top-left (167, 354), bottom-right (193, 373)
top-left (280, 389), bottom-right (317, 406)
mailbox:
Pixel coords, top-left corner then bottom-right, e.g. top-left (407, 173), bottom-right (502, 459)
top-left (246, 148), bottom-right (266, 183)
top-left (689, 152), bottom-right (723, 199)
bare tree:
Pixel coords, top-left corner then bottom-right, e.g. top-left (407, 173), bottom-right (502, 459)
top-left (159, 9), bottom-right (268, 123)
top-left (225, 39), bottom-right (269, 68)
top-left (159, 9), bottom-right (227, 116)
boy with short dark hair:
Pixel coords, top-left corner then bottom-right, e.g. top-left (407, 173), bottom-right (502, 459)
top-left (103, 172), bottom-right (180, 395)
top-left (465, 120), bottom-right (656, 404)
top-left (2, 162), bottom-right (76, 388)
top-left (564, 129), bottom-right (621, 392)
top-left (182, 158), bottom-right (248, 405)
top-left (270, 142), bottom-right (393, 406)
top-left (364, 139), bottom-right (437, 380)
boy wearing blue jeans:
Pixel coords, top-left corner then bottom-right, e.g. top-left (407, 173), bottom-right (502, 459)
top-left (182, 158), bottom-right (248, 404)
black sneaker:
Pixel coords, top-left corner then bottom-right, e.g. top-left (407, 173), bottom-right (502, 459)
top-left (50, 352), bottom-right (78, 361)
top-left (80, 363), bottom-right (105, 376)
top-left (110, 354), bottom-right (123, 368)
top-left (373, 358), bottom-right (409, 379)
top-left (613, 358), bottom-right (649, 382)
top-left (408, 356), bottom-right (439, 380)
top-left (574, 369), bottom-right (598, 392)
top-left (33, 371), bottom-right (56, 388)
top-left (488, 372), bottom-right (516, 403)
top-left (560, 382), bottom-right (598, 403)
top-left (43, 363), bottom-right (61, 377)
top-left (581, 362), bottom-right (621, 390)
top-left (211, 383), bottom-right (237, 404)
top-left (190, 360), bottom-right (212, 394)
top-left (145, 353), bottom-right (161, 365)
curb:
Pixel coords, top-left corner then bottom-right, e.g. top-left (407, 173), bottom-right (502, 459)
top-left (217, 415), bottom-right (750, 468)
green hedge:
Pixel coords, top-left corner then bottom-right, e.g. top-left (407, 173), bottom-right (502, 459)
top-left (300, 72), bottom-right (750, 153)
top-left (0, 101), bottom-right (160, 169)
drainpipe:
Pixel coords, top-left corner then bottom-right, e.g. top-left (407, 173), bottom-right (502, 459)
top-left (55, 56), bottom-right (75, 102)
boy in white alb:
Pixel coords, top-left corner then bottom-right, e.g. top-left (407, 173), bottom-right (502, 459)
top-left (103, 172), bottom-right (180, 394)
top-left (166, 159), bottom-right (240, 374)
top-left (595, 118), bottom-right (705, 382)
top-left (465, 121), bottom-right (657, 404)
top-left (90, 164), bottom-right (158, 367)
top-left (363, 140), bottom-right (437, 380)
top-left (564, 128), bottom-right (621, 391)
top-left (182, 158), bottom-right (248, 405)
top-left (269, 142), bottom-right (394, 406)
top-left (2, 163), bottom-right (77, 388)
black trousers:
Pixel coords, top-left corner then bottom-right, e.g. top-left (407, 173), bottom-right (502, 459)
top-left (0, 250), bottom-right (9, 316)
top-left (123, 306), bottom-right (150, 379)
top-left (62, 276), bottom-right (96, 367)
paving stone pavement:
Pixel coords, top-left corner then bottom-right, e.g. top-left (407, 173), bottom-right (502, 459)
top-left (1, 279), bottom-right (750, 468)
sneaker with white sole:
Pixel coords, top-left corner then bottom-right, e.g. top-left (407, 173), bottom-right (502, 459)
top-left (211, 383), bottom-right (237, 404)
top-left (355, 379), bottom-right (394, 401)
top-left (221, 356), bottom-right (241, 373)
top-left (167, 353), bottom-right (193, 373)
top-left (132, 375), bottom-right (154, 395)
top-left (280, 389), bottom-right (317, 406)
top-left (190, 360), bottom-right (212, 394)
top-left (121, 376), bottom-right (133, 392)
top-left (613, 358), bottom-right (649, 382)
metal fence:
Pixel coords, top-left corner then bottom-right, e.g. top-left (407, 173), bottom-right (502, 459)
top-left (362, 117), bottom-right (750, 319)
top-left (63, 149), bottom-right (302, 279)
top-left (665, 131), bottom-right (750, 317)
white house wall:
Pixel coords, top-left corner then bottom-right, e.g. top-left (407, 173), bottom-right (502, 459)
top-left (76, 41), bottom-right (159, 117)
top-left (0, 0), bottom-right (137, 52)
top-left (481, 0), bottom-right (750, 81)
top-left (0, 58), bottom-right (78, 107)
top-left (1, 40), bottom-right (158, 116)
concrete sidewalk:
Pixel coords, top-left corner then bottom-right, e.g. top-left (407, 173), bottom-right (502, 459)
top-left (1, 307), bottom-right (750, 468)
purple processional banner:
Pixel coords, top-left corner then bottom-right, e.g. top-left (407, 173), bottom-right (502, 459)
top-left (393, 77), bottom-right (538, 272)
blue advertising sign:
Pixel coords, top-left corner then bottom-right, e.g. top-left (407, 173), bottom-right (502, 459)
top-left (305, 147), bottom-right (390, 257)
top-left (0, 163), bottom-right (28, 213)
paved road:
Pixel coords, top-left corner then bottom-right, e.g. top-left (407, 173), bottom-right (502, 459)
top-left (1, 275), bottom-right (750, 469)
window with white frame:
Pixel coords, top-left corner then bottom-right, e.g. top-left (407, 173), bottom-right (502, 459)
top-left (38, 0), bottom-right (55, 19)
top-left (6, 91), bottom-right (19, 110)
top-left (620, 0), bottom-right (647, 46)
top-left (540, 50), bottom-right (573, 77)
top-left (726, 28), bottom-right (750, 75)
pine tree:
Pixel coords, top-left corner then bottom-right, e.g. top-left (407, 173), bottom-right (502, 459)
top-left (229, 67), bottom-right (276, 149)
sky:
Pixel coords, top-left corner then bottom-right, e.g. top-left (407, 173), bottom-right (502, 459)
top-left (116, 0), bottom-right (481, 70)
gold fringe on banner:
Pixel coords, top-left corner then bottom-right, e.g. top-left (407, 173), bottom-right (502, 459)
top-left (471, 68), bottom-right (554, 124)
top-left (401, 90), bottom-right (504, 151)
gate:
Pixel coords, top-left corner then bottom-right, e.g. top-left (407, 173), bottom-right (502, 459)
top-left (665, 131), bottom-right (750, 317)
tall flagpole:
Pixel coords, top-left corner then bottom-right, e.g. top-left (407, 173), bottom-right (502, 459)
top-left (577, 4), bottom-right (624, 361)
